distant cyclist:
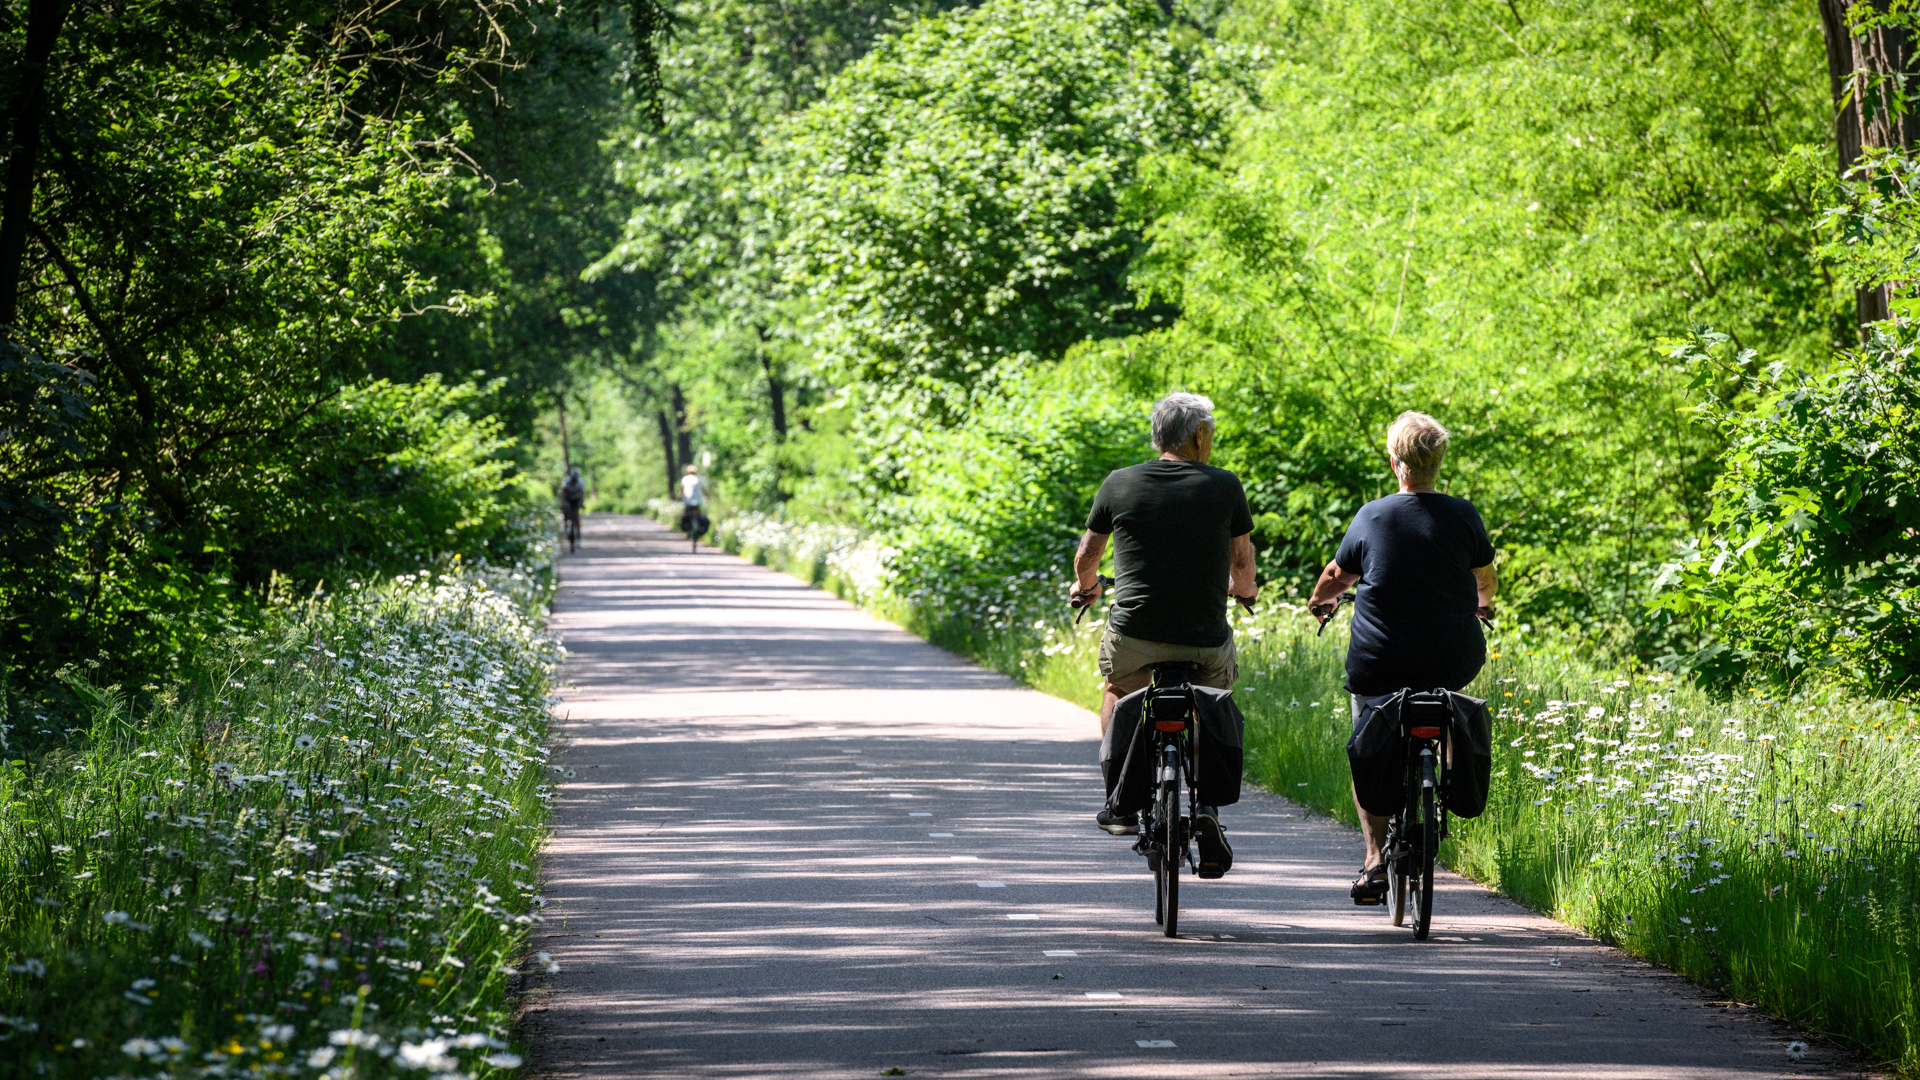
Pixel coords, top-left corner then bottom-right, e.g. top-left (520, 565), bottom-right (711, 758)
top-left (1071, 392), bottom-right (1256, 875)
top-left (678, 464), bottom-right (708, 549)
top-left (560, 468), bottom-right (586, 551)
top-left (1306, 411), bottom-right (1496, 905)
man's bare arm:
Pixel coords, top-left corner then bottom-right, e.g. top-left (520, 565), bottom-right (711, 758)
top-left (1073, 531), bottom-right (1109, 598)
top-left (1229, 533), bottom-right (1257, 599)
top-left (1307, 559), bottom-right (1361, 616)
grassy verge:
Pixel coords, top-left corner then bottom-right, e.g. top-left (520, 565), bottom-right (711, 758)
top-left (0, 562), bottom-right (561, 1079)
top-left (690, 511), bottom-right (1920, 1072)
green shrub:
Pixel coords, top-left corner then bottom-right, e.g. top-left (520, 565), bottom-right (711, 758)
top-left (1656, 327), bottom-right (1920, 692)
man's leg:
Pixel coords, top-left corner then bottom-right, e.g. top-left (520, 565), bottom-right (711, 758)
top-left (1099, 670), bottom-right (1151, 736)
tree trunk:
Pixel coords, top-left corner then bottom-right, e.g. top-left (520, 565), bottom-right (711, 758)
top-left (1821, 0), bottom-right (1918, 328)
top-left (0, 0), bottom-right (77, 328)
top-left (556, 397), bottom-right (573, 474)
top-left (759, 344), bottom-right (788, 503)
top-left (655, 408), bottom-right (677, 496)
top-left (758, 353), bottom-right (787, 441)
top-left (670, 383), bottom-right (693, 472)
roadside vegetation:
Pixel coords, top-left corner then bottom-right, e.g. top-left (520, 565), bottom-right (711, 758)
top-left (0, 565), bottom-right (560, 1078)
top-left (10, 0), bottom-right (1920, 1073)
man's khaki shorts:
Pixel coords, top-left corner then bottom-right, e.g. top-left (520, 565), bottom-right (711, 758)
top-left (1098, 626), bottom-right (1237, 691)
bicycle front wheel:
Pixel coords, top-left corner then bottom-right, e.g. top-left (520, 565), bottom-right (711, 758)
top-left (1412, 783), bottom-right (1437, 940)
top-left (1159, 773), bottom-right (1181, 938)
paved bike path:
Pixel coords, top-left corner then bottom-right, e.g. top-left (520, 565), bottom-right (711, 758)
top-left (527, 514), bottom-right (1861, 1079)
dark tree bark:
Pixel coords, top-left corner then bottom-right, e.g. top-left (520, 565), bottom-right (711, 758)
top-left (0, 0), bottom-right (77, 328)
top-left (670, 382), bottom-right (693, 472)
top-left (757, 334), bottom-right (787, 441)
top-left (655, 408), bottom-right (677, 496)
top-left (556, 397), bottom-right (573, 474)
top-left (1821, 0), bottom-right (1919, 328)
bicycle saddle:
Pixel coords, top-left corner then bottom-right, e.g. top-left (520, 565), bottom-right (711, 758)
top-left (1145, 661), bottom-right (1202, 686)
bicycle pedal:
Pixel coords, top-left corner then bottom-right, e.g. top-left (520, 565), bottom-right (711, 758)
top-left (1353, 895), bottom-right (1386, 906)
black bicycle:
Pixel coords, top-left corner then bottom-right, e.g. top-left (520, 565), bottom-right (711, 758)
top-left (562, 505), bottom-right (582, 552)
top-left (1382, 691), bottom-right (1451, 939)
top-left (1071, 575), bottom-right (1203, 938)
top-left (1137, 661), bottom-right (1203, 937)
top-left (1315, 591), bottom-right (1490, 941)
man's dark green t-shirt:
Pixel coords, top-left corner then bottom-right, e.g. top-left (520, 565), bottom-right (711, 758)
top-left (1085, 460), bottom-right (1254, 648)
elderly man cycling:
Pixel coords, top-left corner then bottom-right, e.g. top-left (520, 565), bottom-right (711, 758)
top-left (1071, 392), bottom-right (1257, 877)
top-left (1307, 411), bottom-right (1496, 905)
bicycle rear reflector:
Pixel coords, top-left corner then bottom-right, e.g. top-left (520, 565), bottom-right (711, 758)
top-left (1153, 720), bottom-right (1186, 732)
top-left (1408, 725), bottom-right (1443, 739)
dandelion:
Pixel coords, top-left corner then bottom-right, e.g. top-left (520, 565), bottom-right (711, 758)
top-left (1786, 1041), bottom-right (1807, 1061)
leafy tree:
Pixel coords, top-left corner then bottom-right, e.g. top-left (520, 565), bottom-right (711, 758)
top-left (770, 0), bottom-right (1224, 420)
top-left (0, 1), bottom-right (667, 699)
top-left (590, 0), bottom-right (978, 502)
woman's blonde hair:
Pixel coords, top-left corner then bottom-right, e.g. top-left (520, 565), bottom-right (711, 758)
top-left (1387, 411), bottom-right (1448, 486)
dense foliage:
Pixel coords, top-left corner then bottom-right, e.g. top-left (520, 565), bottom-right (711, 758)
top-left (0, 1), bottom-right (666, 708)
top-left (656, 0), bottom-right (1842, 671)
top-left (1657, 328), bottom-right (1920, 691)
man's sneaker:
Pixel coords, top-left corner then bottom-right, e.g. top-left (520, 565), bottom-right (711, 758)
top-left (1193, 805), bottom-right (1233, 879)
top-left (1096, 809), bottom-right (1139, 835)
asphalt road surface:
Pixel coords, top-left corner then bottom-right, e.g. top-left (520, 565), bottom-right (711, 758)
top-left (528, 514), bottom-right (1865, 1080)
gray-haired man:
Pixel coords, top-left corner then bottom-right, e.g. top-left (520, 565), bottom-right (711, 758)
top-left (1070, 392), bottom-right (1256, 875)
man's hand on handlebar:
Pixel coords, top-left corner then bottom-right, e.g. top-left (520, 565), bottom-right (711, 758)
top-left (1069, 574), bottom-right (1112, 609)
top-left (1233, 591), bottom-right (1258, 613)
top-left (1476, 604), bottom-right (1496, 624)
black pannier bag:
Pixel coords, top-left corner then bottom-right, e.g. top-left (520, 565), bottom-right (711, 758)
top-left (1346, 689), bottom-right (1493, 819)
top-left (1100, 685), bottom-right (1245, 814)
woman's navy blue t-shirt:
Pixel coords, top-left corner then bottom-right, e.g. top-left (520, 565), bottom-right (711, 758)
top-left (1334, 492), bottom-right (1495, 696)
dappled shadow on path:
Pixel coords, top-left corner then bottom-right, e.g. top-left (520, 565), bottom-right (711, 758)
top-left (529, 515), bottom-right (1850, 1080)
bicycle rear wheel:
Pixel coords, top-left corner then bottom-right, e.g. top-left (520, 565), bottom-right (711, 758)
top-left (1158, 774), bottom-right (1181, 937)
top-left (1411, 783), bottom-right (1437, 940)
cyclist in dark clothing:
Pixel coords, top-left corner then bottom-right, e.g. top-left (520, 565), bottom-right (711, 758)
top-left (1072, 392), bottom-right (1256, 875)
top-left (560, 469), bottom-right (585, 550)
top-left (1307, 411), bottom-right (1496, 903)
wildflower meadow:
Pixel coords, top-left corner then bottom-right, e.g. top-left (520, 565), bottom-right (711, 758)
top-left (0, 564), bottom-right (562, 1079)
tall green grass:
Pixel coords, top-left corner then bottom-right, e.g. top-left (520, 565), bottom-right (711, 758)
top-left (0, 564), bottom-right (560, 1079)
